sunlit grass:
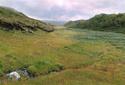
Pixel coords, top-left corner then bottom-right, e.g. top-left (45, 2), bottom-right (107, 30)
top-left (1, 27), bottom-right (125, 85)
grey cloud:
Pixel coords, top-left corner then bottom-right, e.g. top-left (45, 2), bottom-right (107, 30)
top-left (0, 0), bottom-right (125, 20)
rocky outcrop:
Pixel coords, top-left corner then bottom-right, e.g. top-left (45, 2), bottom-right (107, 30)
top-left (0, 6), bottom-right (54, 33)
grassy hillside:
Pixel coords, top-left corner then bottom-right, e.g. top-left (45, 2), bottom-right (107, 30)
top-left (64, 20), bottom-right (85, 28)
top-left (65, 13), bottom-right (125, 33)
top-left (0, 6), bottom-right (54, 32)
top-left (0, 26), bottom-right (125, 85)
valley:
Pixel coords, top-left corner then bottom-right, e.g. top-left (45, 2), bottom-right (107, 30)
top-left (0, 26), bottom-right (125, 85)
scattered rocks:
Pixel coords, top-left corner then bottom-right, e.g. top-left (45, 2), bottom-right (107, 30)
top-left (16, 68), bottom-right (32, 79)
top-left (6, 67), bottom-right (33, 80)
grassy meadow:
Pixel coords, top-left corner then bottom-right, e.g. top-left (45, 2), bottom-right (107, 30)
top-left (0, 26), bottom-right (125, 85)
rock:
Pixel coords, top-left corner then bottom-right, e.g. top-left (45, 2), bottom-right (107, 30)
top-left (16, 69), bottom-right (31, 78)
top-left (6, 71), bottom-right (21, 80)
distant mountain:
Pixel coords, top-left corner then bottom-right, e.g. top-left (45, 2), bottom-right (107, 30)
top-left (65, 13), bottom-right (125, 33)
top-left (0, 6), bottom-right (54, 32)
top-left (44, 20), bottom-right (66, 26)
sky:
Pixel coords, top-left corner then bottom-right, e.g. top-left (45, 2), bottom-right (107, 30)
top-left (0, 0), bottom-right (125, 21)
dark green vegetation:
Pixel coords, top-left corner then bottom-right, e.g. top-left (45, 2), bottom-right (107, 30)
top-left (65, 13), bottom-right (125, 33)
top-left (0, 6), bottom-right (54, 32)
top-left (65, 20), bottom-right (85, 28)
top-left (27, 61), bottom-right (64, 77)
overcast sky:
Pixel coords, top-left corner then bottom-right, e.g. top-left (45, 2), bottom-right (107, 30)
top-left (0, 0), bottom-right (125, 21)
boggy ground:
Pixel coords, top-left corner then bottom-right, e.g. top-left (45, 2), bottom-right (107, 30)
top-left (1, 26), bottom-right (125, 85)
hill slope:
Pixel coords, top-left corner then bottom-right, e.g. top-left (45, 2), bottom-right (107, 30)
top-left (64, 20), bottom-right (85, 28)
top-left (65, 13), bottom-right (125, 33)
top-left (0, 6), bottom-right (54, 32)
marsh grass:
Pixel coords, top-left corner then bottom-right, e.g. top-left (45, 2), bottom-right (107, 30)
top-left (1, 27), bottom-right (125, 85)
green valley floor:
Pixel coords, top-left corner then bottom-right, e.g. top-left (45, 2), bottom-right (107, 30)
top-left (0, 26), bottom-right (125, 85)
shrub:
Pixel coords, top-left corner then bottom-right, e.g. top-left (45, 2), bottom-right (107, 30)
top-left (27, 60), bottom-right (64, 77)
top-left (48, 64), bottom-right (64, 72)
top-left (0, 61), bottom-right (3, 76)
